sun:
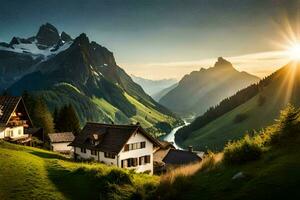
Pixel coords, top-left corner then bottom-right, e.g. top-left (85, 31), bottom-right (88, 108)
top-left (288, 43), bottom-right (300, 60)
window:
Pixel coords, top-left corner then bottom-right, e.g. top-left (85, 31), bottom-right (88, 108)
top-left (18, 129), bottom-right (22, 135)
top-left (80, 148), bottom-right (86, 153)
top-left (10, 130), bottom-right (14, 137)
top-left (124, 141), bottom-right (146, 151)
top-left (139, 156), bottom-right (144, 165)
top-left (145, 155), bottom-right (151, 164)
top-left (104, 152), bottom-right (115, 159)
top-left (124, 144), bottom-right (129, 151)
top-left (139, 155), bottom-right (151, 165)
top-left (91, 150), bottom-right (97, 155)
top-left (122, 158), bottom-right (138, 167)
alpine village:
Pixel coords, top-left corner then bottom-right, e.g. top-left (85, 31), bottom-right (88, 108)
top-left (1, 1), bottom-right (300, 200)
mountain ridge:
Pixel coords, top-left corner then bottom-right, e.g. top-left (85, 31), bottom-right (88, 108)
top-left (176, 61), bottom-right (300, 150)
top-left (1, 23), bottom-right (181, 135)
top-left (159, 57), bottom-right (260, 117)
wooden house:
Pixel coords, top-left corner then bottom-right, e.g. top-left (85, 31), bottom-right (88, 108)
top-left (0, 96), bottom-right (32, 144)
top-left (69, 122), bottom-right (162, 174)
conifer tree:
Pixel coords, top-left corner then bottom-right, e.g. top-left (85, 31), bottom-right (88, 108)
top-left (56, 104), bottom-right (80, 135)
top-left (22, 91), bottom-right (55, 134)
top-left (31, 97), bottom-right (55, 134)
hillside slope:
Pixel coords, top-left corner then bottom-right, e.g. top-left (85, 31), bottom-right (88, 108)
top-left (159, 57), bottom-right (259, 117)
top-left (156, 107), bottom-right (300, 200)
top-left (0, 141), bottom-right (158, 200)
top-left (177, 62), bottom-right (300, 151)
top-left (1, 23), bottom-right (181, 135)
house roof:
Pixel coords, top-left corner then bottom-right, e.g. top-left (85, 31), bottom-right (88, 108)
top-left (69, 122), bottom-right (161, 154)
top-left (0, 96), bottom-right (22, 125)
top-left (48, 132), bottom-right (75, 143)
top-left (162, 149), bottom-right (202, 165)
top-left (158, 140), bottom-right (176, 149)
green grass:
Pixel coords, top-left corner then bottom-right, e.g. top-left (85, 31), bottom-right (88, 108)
top-left (180, 142), bottom-right (300, 200)
top-left (0, 142), bottom-right (158, 200)
top-left (181, 70), bottom-right (300, 151)
top-left (156, 109), bottom-right (300, 200)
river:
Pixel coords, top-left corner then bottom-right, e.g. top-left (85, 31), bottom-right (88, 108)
top-left (162, 121), bottom-right (190, 149)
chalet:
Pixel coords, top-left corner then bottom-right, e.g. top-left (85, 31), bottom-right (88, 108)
top-left (69, 122), bottom-right (162, 174)
top-left (48, 132), bottom-right (75, 154)
top-left (0, 96), bottom-right (32, 144)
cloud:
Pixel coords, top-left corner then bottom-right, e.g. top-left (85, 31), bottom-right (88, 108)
top-left (122, 51), bottom-right (290, 80)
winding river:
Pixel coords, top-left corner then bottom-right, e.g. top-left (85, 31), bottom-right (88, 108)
top-left (163, 121), bottom-right (190, 149)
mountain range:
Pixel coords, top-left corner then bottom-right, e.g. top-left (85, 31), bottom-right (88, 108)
top-left (0, 23), bottom-right (181, 136)
top-left (131, 75), bottom-right (177, 100)
top-left (176, 61), bottom-right (300, 150)
top-left (159, 57), bottom-right (260, 117)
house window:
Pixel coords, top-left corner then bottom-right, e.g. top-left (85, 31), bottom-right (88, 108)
top-left (104, 152), bottom-right (115, 159)
top-left (141, 142), bottom-right (146, 148)
top-left (139, 156), bottom-right (144, 165)
top-left (122, 158), bottom-right (138, 167)
top-left (139, 155), bottom-right (151, 165)
top-left (145, 155), bottom-right (151, 164)
top-left (18, 129), bottom-right (22, 135)
top-left (128, 158), bottom-right (138, 167)
top-left (124, 144), bottom-right (129, 151)
top-left (91, 150), bottom-right (97, 155)
top-left (10, 130), bottom-right (14, 137)
top-left (124, 141), bottom-right (146, 151)
top-left (80, 148), bottom-right (86, 153)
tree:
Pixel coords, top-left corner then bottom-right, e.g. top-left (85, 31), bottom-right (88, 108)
top-left (22, 91), bottom-right (55, 134)
top-left (31, 97), bottom-right (55, 134)
top-left (53, 107), bottom-right (59, 131)
top-left (277, 104), bottom-right (299, 134)
top-left (56, 104), bottom-right (81, 135)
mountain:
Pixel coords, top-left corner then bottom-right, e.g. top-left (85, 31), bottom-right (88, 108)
top-left (0, 23), bottom-right (181, 136)
top-left (176, 61), bottom-right (300, 151)
top-left (153, 83), bottom-right (178, 102)
top-left (159, 57), bottom-right (260, 117)
top-left (131, 75), bottom-right (177, 98)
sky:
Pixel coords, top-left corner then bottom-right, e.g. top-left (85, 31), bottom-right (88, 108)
top-left (0, 0), bottom-right (299, 80)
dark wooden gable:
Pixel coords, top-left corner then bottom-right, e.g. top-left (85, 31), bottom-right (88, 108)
top-left (0, 96), bottom-right (32, 127)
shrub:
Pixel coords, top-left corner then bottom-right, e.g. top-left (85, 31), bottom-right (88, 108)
top-left (106, 169), bottom-right (132, 185)
top-left (224, 135), bottom-right (263, 164)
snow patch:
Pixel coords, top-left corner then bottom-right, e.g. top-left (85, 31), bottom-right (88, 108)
top-left (0, 40), bottom-right (72, 60)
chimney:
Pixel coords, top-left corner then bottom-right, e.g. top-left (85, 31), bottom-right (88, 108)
top-left (188, 146), bottom-right (193, 152)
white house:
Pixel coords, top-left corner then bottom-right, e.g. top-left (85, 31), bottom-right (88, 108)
top-left (0, 96), bottom-right (32, 144)
top-left (69, 122), bottom-right (162, 174)
top-left (48, 132), bottom-right (75, 153)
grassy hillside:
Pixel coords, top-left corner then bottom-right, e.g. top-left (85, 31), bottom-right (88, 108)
top-left (34, 83), bottom-right (180, 137)
top-left (155, 106), bottom-right (300, 200)
top-left (0, 141), bottom-right (158, 200)
top-left (178, 62), bottom-right (300, 151)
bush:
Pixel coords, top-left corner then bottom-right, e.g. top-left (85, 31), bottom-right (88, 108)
top-left (106, 169), bottom-right (132, 185)
top-left (224, 135), bottom-right (263, 164)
